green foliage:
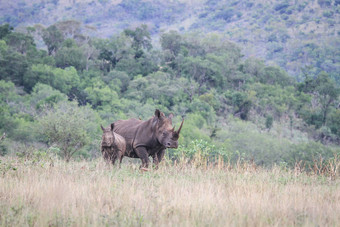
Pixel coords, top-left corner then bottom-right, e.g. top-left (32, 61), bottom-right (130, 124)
top-left (318, 0), bottom-right (332, 7)
top-left (85, 84), bottom-right (120, 109)
top-left (265, 115), bottom-right (273, 130)
top-left (4, 32), bottom-right (36, 56)
top-left (181, 55), bottom-right (223, 91)
top-left (30, 83), bottom-right (67, 110)
top-left (260, 66), bottom-right (293, 86)
top-left (299, 72), bottom-right (340, 128)
top-left (215, 119), bottom-right (291, 166)
top-left (55, 39), bottom-right (86, 70)
top-left (171, 139), bottom-right (216, 165)
top-left (0, 20), bottom-right (339, 170)
top-left (126, 71), bottom-right (185, 108)
top-left (42, 25), bottom-right (64, 55)
top-left (37, 101), bottom-right (99, 161)
top-left (214, 8), bottom-right (236, 22)
top-left (226, 91), bottom-right (252, 120)
top-left (160, 30), bottom-right (182, 57)
top-left (24, 64), bottom-right (80, 94)
top-left (103, 70), bottom-right (130, 93)
top-left (0, 39), bottom-right (29, 85)
top-left (23, 64), bottom-right (54, 91)
top-left (199, 91), bottom-right (220, 112)
top-left (1, 0), bottom-right (338, 84)
top-left (0, 24), bottom-right (13, 39)
top-left (177, 113), bottom-right (211, 147)
top-left (0, 158), bottom-right (17, 175)
top-left (124, 24), bottom-right (152, 52)
top-left (0, 80), bottom-right (20, 137)
top-left (286, 142), bottom-right (339, 168)
top-left (249, 83), bottom-right (297, 119)
top-left (327, 110), bottom-right (340, 138)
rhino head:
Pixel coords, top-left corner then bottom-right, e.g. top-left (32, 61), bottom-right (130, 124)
top-left (101, 123), bottom-right (115, 147)
top-left (154, 109), bottom-right (184, 149)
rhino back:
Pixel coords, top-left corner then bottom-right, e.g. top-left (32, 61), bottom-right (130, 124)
top-left (114, 132), bottom-right (126, 153)
top-left (113, 118), bottom-right (143, 157)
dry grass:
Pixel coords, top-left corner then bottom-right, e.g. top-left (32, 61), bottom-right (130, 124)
top-left (0, 156), bottom-right (339, 227)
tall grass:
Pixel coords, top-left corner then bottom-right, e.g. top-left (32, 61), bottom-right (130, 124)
top-left (0, 156), bottom-right (339, 226)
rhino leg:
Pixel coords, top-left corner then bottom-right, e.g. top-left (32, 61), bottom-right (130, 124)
top-left (110, 152), bottom-right (118, 166)
top-left (135, 147), bottom-right (150, 169)
top-left (117, 151), bottom-right (124, 168)
top-left (157, 149), bottom-right (166, 163)
top-left (152, 154), bottom-right (159, 168)
top-left (153, 149), bottom-right (166, 169)
top-left (102, 148), bottom-right (110, 162)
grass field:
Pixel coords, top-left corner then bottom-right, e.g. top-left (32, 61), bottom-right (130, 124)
top-left (0, 156), bottom-right (339, 226)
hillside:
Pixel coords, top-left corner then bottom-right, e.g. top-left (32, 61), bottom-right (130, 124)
top-left (0, 0), bottom-right (339, 81)
top-left (0, 1), bottom-right (339, 167)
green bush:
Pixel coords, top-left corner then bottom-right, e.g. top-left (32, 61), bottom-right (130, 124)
top-left (285, 142), bottom-right (340, 168)
top-left (37, 101), bottom-right (100, 161)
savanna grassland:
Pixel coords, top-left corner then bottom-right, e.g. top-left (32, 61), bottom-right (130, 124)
top-left (0, 1), bottom-right (340, 226)
top-left (1, 156), bottom-right (339, 227)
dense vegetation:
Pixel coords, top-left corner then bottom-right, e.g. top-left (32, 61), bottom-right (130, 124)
top-left (0, 0), bottom-right (339, 83)
top-left (0, 20), bottom-right (339, 167)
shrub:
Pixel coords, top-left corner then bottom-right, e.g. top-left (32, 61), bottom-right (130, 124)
top-left (322, 11), bottom-right (333, 18)
top-left (274, 3), bottom-right (289, 12)
top-left (285, 142), bottom-right (340, 168)
top-left (37, 101), bottom-right (99, 161)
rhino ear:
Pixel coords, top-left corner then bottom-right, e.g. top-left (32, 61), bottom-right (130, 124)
top-left (100, 125), bottom-right (105, 132)
top-left (155, 109), bottom-right (161, 118)
top-left (168, 113), bottom-right (174, 124)
top-left (155, 109), bottom-right (165, 118)
top-left (110, 123), bottom-right (114, 131)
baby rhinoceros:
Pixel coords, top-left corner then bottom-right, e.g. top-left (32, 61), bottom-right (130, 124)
top-left (100, 123), bottom-right (126, 166)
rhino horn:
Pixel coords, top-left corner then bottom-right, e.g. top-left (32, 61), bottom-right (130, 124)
top-left (177, 118), bottom-right (184, 134)
top-left (101, 125), bottom-right (105, 132)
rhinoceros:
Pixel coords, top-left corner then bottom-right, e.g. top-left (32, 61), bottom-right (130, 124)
top-left (112, 109), bottom-right (183, 169)
top-left (100, 123), bottom-right (126, 166)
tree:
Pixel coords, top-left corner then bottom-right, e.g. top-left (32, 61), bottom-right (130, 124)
top-left (0, 44), bottom-right (29, 85)
top-left (241, 57), bottom-right (265, 81)
top-left (260, 66), bottom-right (293, 87)
top-left (42, 25), bottom-right (64, 55)
top-left (103, 70), bottom-right (130, 93)
top-left (38, 101), bottom-right (99, 161)
top-left (55, 39), bottom-right (86, 70)
top-left (4, 32), bottom-right (35, 55)
top-left (30, 83), bottom-right (67, 110)
top-left (124, 24), bottom-right (152, 52)
top-left (81, 42), bottom-right (98, 71)
top-left (160, 30), bottom-right (182, 65)
top-left (229, 91), bottom-right (252, 120)
top-left (265, 115), bottom-right (273, 131)
top-left (23, 64), bottom-right (80, 94)
top-left (0, 80), bottom-right (19, 136)
top-left (314, 72), bottom-right (340, 125)
top-left (0, 24), bottom-right (13, 39)
top-left (126, 71), bottom-right (184, 107)
top-left (94, 34), bottom-right (134, 71)
top-left (85, 84), bottom-right (120, 109)
top-left (327, 110), bottom-right (340, 140)
top-left (55, 20), bottom-right (82, 40)
top-left (182, 56), bottom-right (222, 94)
top-left (23, 64), bottom-right (54, 91)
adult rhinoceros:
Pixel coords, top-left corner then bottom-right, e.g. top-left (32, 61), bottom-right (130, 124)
top-left (112, 109), bottom-right (183, 169)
